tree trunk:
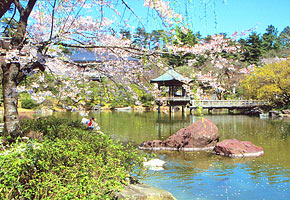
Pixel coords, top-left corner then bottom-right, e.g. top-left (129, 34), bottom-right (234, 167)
top-left (1, 62), bottom-right (22, 138)
top-left (1, 0), bottom-right (38, 139)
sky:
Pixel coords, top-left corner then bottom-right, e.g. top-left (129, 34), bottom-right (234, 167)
top-left (2, 0), bottom-right (290, 39)
top-left (210, 0), bottom-right (290, 37)
top-left (121, 0), bottom-right (290, 38)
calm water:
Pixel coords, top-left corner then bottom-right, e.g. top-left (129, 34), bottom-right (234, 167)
top-left (26, 111), bottom-right (290, 199)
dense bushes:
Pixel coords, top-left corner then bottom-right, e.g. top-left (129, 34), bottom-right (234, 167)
top-left (0, 117), bottom-right (148, 199)
top-left (20, 93), bottom-right (39, 109)
top-left (241, 58), bottom-right (290, 108)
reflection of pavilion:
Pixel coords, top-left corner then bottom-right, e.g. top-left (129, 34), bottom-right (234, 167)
top-left (150, 69), bottom-right (193, 114)
top-left (155, 112), bottom-right (195, 140)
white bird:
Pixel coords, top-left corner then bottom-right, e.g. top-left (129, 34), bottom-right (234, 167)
top-left (81, 118), bottom-right (90, 124)
top-left (143, 158), bottom-right (166, 171)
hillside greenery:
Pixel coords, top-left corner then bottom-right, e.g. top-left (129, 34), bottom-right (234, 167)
top-left (1, 24), bottom-right (289, 109)
top-left (241, 58), bottom-right (290, 108)
top-left (0, 117), bottom-right (149, 199)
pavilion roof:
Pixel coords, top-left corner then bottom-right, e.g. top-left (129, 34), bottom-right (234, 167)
top-left (70, 50), bottom-right (138, 63)
top-left (150, 69), bottom-right (192, 84)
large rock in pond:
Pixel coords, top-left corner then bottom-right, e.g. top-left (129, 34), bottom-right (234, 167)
top-left (213, 139), bottom-right (264, 157)
top-left (140, 118), bottom-right (219, 151)
top-left (115, 184), bottom-right (176, 200)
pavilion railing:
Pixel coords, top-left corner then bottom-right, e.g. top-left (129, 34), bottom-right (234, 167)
top-left (161, 96), bottom-right (191, 102)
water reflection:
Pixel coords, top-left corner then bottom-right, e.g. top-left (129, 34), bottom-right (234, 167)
top-left (5, 111), bottom-right (290, 200)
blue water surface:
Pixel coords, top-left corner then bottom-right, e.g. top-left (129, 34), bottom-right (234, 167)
top-left (49, 111), bottom-right (290, 200)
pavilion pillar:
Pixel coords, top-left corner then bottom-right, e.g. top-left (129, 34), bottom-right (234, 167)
top-left (182, 88), bottom-right (185, 96)
top-left (169, 86), bottom-right (174, 98)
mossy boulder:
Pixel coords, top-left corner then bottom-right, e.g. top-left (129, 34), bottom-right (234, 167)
top-left (115, 184), bottom-right (176, 200)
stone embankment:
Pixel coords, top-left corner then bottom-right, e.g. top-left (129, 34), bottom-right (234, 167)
top-left (269, 109), bottom-right (290, 119)
top-left (244, 107), bottom-right (290, 119)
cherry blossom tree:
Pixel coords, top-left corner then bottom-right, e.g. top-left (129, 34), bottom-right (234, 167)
top-left (0, 0), bottom-right (241, 139)
top-left (0, 0), bottom-right (185, 139)
top-left (165, 31), bottom-right (242, 99)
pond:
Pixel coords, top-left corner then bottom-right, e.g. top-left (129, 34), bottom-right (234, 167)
top-left (24, 111), bottom-right (290, 199)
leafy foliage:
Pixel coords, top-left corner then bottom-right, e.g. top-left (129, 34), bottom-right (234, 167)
top-left (279, 26), bottom-right (290, 49)
top-left (162, 27), bottom-right (201, 67)
top-left (239, 32), bottom-right (264, 64)
top-left (241, 58), bottom-right (290, 107)
top-left (238, 25), bottom-right (290, 64)
top-left (0, 17), bottom-right (18, 37)
top-left (130, 28), bottom-right (167, 50)
top-left (262, 25), bottom-right (281, 51)
top-left (0, 117), bottom-right (148, 199)
top-left (20, 93), bottom-right (39, 109)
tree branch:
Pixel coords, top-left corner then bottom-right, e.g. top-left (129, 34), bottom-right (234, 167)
top-left (66, 0), bottom-right (87, 32)
top-left (49, 0), bottom-right (57, 41)
top-left (16, 60), bottom-right (45, 85)
top-left (23, 0), bottom-right (37, 19)
top-left (12, 0), bottom-right (38, 47)
top-left (120, 0), bottom-right (144, 28)
top-left (3, 5), bottom-right (16, 36)
top-left (0, 0), bottom-right (14, 19)
top-left (58, 42), bottom-right (145, 52)
top-left (58, 42), bottom-right (186, 59)
top-left (13, 0), bottom-right (24, 16)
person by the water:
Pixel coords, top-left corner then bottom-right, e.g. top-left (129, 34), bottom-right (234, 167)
top-left (88, 118), bottom-right (95, 129)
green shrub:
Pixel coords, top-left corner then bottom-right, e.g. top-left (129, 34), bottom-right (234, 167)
top-left (109, 101), bottom-right (130, 109)
top-left (20, 117), bottom-right (83, 140)
top-left (21, 94), bottom-right (39, 109)
top-left (140, 93), bottom-right (154, 107)
top-left (0, 117), bottom-right (148, 199)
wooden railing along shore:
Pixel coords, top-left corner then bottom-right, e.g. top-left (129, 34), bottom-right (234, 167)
top-left (160, 97), bottom-right (268, 110)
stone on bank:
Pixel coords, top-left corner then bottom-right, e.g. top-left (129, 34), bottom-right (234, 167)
top-left (115, 184), bottom-right (176, 200)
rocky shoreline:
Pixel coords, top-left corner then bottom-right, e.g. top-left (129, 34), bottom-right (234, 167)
top-left (243, 107), bottom-right (290, 119)
top-left (139, 146), bottom-right (215, 151)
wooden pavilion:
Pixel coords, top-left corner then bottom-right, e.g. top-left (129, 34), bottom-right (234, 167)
top-left (150, 69), bottom-right (193, 113)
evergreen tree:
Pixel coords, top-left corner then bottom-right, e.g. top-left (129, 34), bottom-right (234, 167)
top-left (120, 29), bottom-right (131, 40)
top-left (163, 27), bottom-right (201, 67)
top-left (239, 32), bottom-right (264, 64)
top-left (279, 26), bottom-right (290, 49)
top-left (149, 30), bottom-right (166, 50)
top-left (173, 27), bottom-right (199, 47)
top-left (262, 25), bottom-right (280, 51)
top-left (132, 27), bottom-right (150, 48)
